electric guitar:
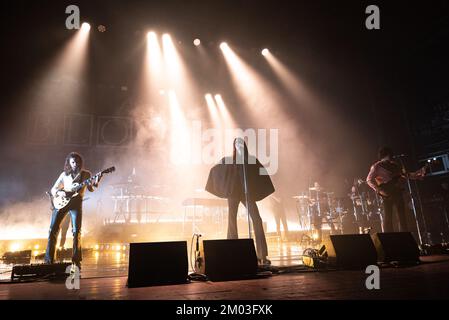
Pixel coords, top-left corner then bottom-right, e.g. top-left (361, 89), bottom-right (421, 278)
top-left (50, 166), bottom-right (115, 210)
top-left (376, 161), bottom-right (431, 199)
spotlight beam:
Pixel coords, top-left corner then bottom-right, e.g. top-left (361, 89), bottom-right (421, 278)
top-left (214, 94), bottom-right (235, 129)
top-left (220, 43), bottom-right (285, 125)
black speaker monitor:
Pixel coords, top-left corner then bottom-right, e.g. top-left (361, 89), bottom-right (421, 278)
top-left (202, 239), bottom-right (258, 281)
top-left (323, 234), bottom-right (378, 269)
top-left (127, 241), bottom-right (188, 288)
top-left (372, 232), bottom-right (420, 263)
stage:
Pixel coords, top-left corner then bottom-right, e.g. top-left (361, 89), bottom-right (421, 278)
top-left (1, 234), bottom-right (449, 300)
top-left (1, 255), bottom-right (448, 300)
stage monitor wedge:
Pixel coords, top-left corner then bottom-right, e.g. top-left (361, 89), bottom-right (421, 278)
top-left (202, 239), bottom-right (258, 281)
top-left (127, 241), bottom-right (188, 288)
top-left (322, 234), bottom-right (378, 269)
top-left (372, 232), bottom-right (420, 263)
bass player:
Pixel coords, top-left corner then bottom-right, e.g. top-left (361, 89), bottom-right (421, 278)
top-left (366, 147), bottom-right (426, 232)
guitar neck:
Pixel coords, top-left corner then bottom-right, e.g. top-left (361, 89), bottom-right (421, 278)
top-left (74, 173), bottom-right (101, 192)
top-left (72, 167), bottom-right (114, 192)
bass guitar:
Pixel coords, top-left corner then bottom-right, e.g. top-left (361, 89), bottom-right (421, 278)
top-left (377, 161), bottom-right (431, 199)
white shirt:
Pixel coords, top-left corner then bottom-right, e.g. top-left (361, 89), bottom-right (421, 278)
top-left (51, 170), bottom-right (92, 198)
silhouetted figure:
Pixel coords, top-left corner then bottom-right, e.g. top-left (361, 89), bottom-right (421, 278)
top-left (268, 195), bottom-right (289, 241)
top-left (205, 138), bottom-right (275, 265)
top-left (366, 147), bottom-right (425, 232)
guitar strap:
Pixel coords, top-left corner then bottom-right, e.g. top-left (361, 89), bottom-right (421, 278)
top-left (72, 172), bottom-right (81, 183)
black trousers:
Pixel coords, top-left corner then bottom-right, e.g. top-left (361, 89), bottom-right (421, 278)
top-left (227, 198), bottom-right (268, 260)
top-left (45, 197), bottom-right (83, 264)
top-left (382, 194), bottom-right (408, 232)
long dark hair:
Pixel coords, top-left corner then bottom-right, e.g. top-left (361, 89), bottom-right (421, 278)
top-left (63, 152), bottom-right (83, 175)
top-left (232, 137), bottom-right (249, 164)
top-left (378, 146), bottom-right (393, 160)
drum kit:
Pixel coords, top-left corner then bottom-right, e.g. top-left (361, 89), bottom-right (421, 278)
top-left (293, 179), bottom-right (384, 240)
top-left (348, 179), bottom-right (384, 234)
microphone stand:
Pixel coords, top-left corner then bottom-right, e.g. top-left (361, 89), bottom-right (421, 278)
top-left (240, 150), bottom-right (252, 240)
top-left (397, 157), bottom-right (424, 246)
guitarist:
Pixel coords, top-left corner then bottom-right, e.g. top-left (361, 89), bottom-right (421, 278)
top-left (44, 152), bottom-right (102, 270)
top-left (366, 147), bottom-right (425, 233)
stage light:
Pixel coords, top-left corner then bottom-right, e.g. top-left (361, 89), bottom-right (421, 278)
top-left (34, 244), bottom-right (40, 250)
top-left (94, 244), bottom-right (99, 250)
top-left (145, 31), bottom-right (162, 87)
top-left (262, 48), bottom-right (269, 56)
top-left (10, 243), bottom-right (21, 252)
top-left (193, 38), bottom-right (201, 46)
top-left (205, 93), bottom-right (218, 111)
top-left (168, 90), bottom-right (190, 164)
top-left (141, 30), bottom-right (163, 104)
top-left (221, 41), bottom-right (289, 129)
top-left (161, 34), bottom-right (197, 102)
top-left (147, 32), bottom-right (162, 65)
top-left (220, 42), bottom-right (228, 50)
top-left (162, 34), bottom-right (181, 78)
top-left (162, 33), bottom-right (171, 42)
top-left (147, 31), bottom-right (156, 40)
top-left (81, 22), bottom-right (91, 32)
top-left (263, 49), bottom-right (309, 104)
top-left (205, 94), bottom-right (220, 123)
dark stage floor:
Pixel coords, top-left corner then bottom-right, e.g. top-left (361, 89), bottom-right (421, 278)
top-left (1, 254), bottom-right (448, 300)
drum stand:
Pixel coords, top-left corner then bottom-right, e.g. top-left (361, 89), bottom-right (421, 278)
top-left (374, 192), bottom-right (385, 232)
top-left (310, 187), bottom-right (323, 242)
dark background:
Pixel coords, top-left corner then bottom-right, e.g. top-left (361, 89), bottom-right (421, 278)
top-left (2, 1), bottom-right (449, 157)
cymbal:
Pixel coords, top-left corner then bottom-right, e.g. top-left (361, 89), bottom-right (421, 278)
top-left (293, 195), bottom-right (309, 199)
top-left (309, 187), bottom-right (323, 191)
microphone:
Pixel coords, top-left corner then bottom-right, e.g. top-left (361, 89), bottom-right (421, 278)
top-left (196, 234), bottom-right (202, 252)
top-left (194, 234), bottom-right (203, 272)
